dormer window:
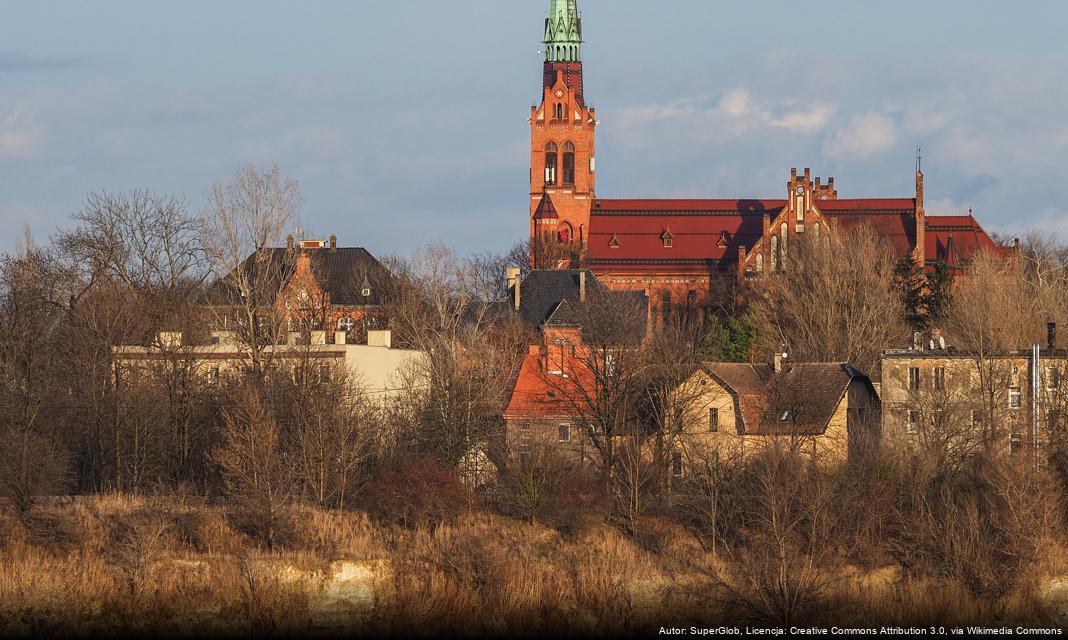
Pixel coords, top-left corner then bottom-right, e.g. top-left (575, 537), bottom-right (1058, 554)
top-left (661, 229), bottom-right (674, 248)
top-left (362, 287), bottom-right (372, 298)
top-left (717, 231), bottom-right (730, 249)
top-left (780, 409), bottom-right (796, 422)
top-left (608, 234), bottom-right (621, 249)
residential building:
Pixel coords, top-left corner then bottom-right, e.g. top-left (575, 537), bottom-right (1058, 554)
top-left (671, 360), bottom-right (880, 470)
top-left (880, 325), bottom-right (1068, 456)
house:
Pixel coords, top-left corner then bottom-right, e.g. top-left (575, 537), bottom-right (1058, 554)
top-left (671, 359), bottom-right (881, 470)
top-left (202, 235), bottom-right (395, 345)
top-left (880, 325), bottom-right (1068, 456)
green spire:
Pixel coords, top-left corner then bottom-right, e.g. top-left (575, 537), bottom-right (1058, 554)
top-left (544, 0), bottom-right (582, 63)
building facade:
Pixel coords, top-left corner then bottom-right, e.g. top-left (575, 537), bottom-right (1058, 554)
top-left (528, 0), bottom-right (1013, 309)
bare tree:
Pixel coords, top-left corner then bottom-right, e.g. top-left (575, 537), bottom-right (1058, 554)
top-left (754, 226), bottom-right (906, 375)
top-left (213, 389), bottom-right (295, 549)
top-left (201, 165), bottom-right (302, 380)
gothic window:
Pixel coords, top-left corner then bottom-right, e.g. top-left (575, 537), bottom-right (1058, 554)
top-left (814, 222), bottom-right (821, 240)
top-left (780, 223), bottom-right (788, 261)
top-left (559, 223), bottom-right (573, 244)
top-left (770, 236), bottom-right (779, 271)
top-left (562, 141), bottom-right (576, 186)
top-left (756, 253), bottom-right (764, 273)
top-left (544, 142), bottom-right (558, 185)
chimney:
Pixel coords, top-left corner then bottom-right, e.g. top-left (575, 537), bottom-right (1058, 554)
top-left (1049, 322), bottom-right (1058, 352)
top-left (506, 267), bottom-right (521, 312)
top-left (286, 234), bottom-right (294, 250)
top-left (774, 343), bottom-right (788, 373)
top-left (579, 271), bottom-right (587, 302)
top-left (368, 330), bottom-right (392, 349)
top-left (329, 234), bottom-right (337, 251)
top-left (335, 331), bottom-right (347, 345)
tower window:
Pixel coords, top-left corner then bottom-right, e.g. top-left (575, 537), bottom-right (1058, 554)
top-left (562, 141), bottom-right (575, 186)
top-left (544, 142), bottom-right (558, 185)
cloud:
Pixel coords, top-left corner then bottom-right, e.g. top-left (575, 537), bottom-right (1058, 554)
top-left (824, 112), bottom-right (898, 159)
top-left (0, 104), bottom-right (43, 158)
top-left (0, 51), bottom-right (91, 72)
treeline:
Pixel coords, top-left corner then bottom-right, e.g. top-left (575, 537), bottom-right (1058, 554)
top-left (3, 164), bottom-right (1068, 627)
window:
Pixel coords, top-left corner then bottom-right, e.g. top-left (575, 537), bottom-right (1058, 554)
top-left (562, 141), bottom-right (575, 185)
top-left (908, 367), bottom-right (921, 392)
top-left (1010, 433), bottom-right (1023, 454)
top-left (558, 424), bottom-right (571, 443)
top-left (661, 230), bottom-right (673, 248)
top-left (934, 367), bottom-right (945, 391)
top-left (687, 290), bottom-right (698, 309)
top-left (709, 408), bottom-right (719, 432)
top-left (362, 287), bottom-right (372, 297)
top-left (1047, 366), bottom-right (1061, 390)
top-left (770, 236), bottom-right (779, 271)
top-left (605, 353), bottom-right (617, 378)
top-left (907, 410), bottom-right (920, 434)
top-left (318, 364), bottom-right (332, 386)
top-left (671, 452), bottom-right (683, 478)
top-left (338, 316), bottom-right (355, 334)
top-left (1009, 387), bottom-right (1022, 410)
top-left (971, 410), bottom-right (983, 430)
top-left (544, 142), bottom-right (558, 185)
top-left (661, 291), bottom-right (672, 322)
top-left (780, 409), bottom-right (796, 422)
top-left (207, 367), bottom-right (220, 386)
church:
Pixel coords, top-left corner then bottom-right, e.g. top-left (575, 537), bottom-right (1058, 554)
top-left (528, 0), bottom-right (1011, 306)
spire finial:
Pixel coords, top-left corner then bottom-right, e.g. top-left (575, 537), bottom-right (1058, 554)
top-left (916, 146), bottom-right (923, 175)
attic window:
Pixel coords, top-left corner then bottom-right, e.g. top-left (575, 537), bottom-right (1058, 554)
top-left (717, 231), bottom-right (730, 249)
top-left (361, 287), bottom-right (371, 297)
top-left (661, 229), bottom-right (674, 248)
top-left (780, 409), bottom-right (796, 422)
top-left (608, 234), bottom-right (621, 249)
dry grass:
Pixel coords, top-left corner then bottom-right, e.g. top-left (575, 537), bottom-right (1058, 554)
top-left (0, 496), bottom-right (1059, 636)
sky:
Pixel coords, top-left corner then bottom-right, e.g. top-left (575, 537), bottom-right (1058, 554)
top-left (2, 0), bottom-right (1068, 257)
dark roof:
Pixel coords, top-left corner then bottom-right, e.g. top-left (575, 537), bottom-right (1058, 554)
top-left (516, 269), bottom-right (647, 327)
top-left (202, 246), bottom-right (394, 307)
top-left (706, 362), bottom-right (873, 436)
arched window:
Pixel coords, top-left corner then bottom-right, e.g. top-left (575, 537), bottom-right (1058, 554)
top-left (780, 223), bottom-right (788, 261)
top-left (544, 142), bottom-right (558, 185)
top-left (813, 222), bottom-right (821, 240)
top-left (756, 254), bottom-right (764, 273)
top-left (770, 236), bottom-right (779, 271)
top-left (562, 141), bottom-right (576, 186)
top-left (559, 223), bottom-right (573, 244)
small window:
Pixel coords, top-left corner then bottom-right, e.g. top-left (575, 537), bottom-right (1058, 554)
top-left (558, 424), bottom-right (571, 443)
top-left (608, 234), bottom-right (621, 248)
top-left (709, 408), bottom-right (719, 432)
top-left (780, 409), bottom-right (796, 422)
top-left (1047, 367), bottom-right (1060, 390)
top-left (361, 287), bottom-right (372, 298)
top-left (1010, 433), bottom-right (1023, 454)
top-left (671, 452), bottom-right (683, 477)
top-left (207, 367), bottom-right (220, 386)
top-left (908, 367), bottom-right (921, 392)
top-left (971, 410), bottom-right (983, 430)
top-left (907, 410), bottom-right (920, 434)
top-left (338, 316), bottom-right (355, 334)
top-left (934, 367), bottom-right (945, 391)
top-left (661, 229), bottom-right (673, 248)
top-left (318, 364), bottom-right (332, 386)
top-left (1009, 387), bottom-right (1022, 410)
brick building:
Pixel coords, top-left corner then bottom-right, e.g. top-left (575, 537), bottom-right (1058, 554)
top-left (529, 0), bottom-right (1013, 308)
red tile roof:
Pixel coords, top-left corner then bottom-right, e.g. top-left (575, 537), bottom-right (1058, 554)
top-left (925, 215), bottom-right (1010, 265)
top-left (504, 347), bottom-right (595, 421)
top-left (533, 194), bottom-right (559, 220)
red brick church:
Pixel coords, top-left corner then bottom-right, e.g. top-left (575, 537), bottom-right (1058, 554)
top-left (529, 0), bottom-right (1011, 305)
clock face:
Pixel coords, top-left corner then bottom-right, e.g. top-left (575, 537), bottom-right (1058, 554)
top-left (555, 89), bottom-right (564, 98)
top-left (796, 186), bottom-right (805, 195)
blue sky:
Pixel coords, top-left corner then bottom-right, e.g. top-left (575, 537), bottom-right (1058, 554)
top-left (2, 0), bottom-right (1068, 255)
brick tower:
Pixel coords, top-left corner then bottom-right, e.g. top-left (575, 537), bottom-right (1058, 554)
top-left (530, 0), bottom-right (597, 269)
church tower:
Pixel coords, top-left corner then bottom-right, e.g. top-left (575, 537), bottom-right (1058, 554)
top-left (530, 0), bottom-right (597, 269)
